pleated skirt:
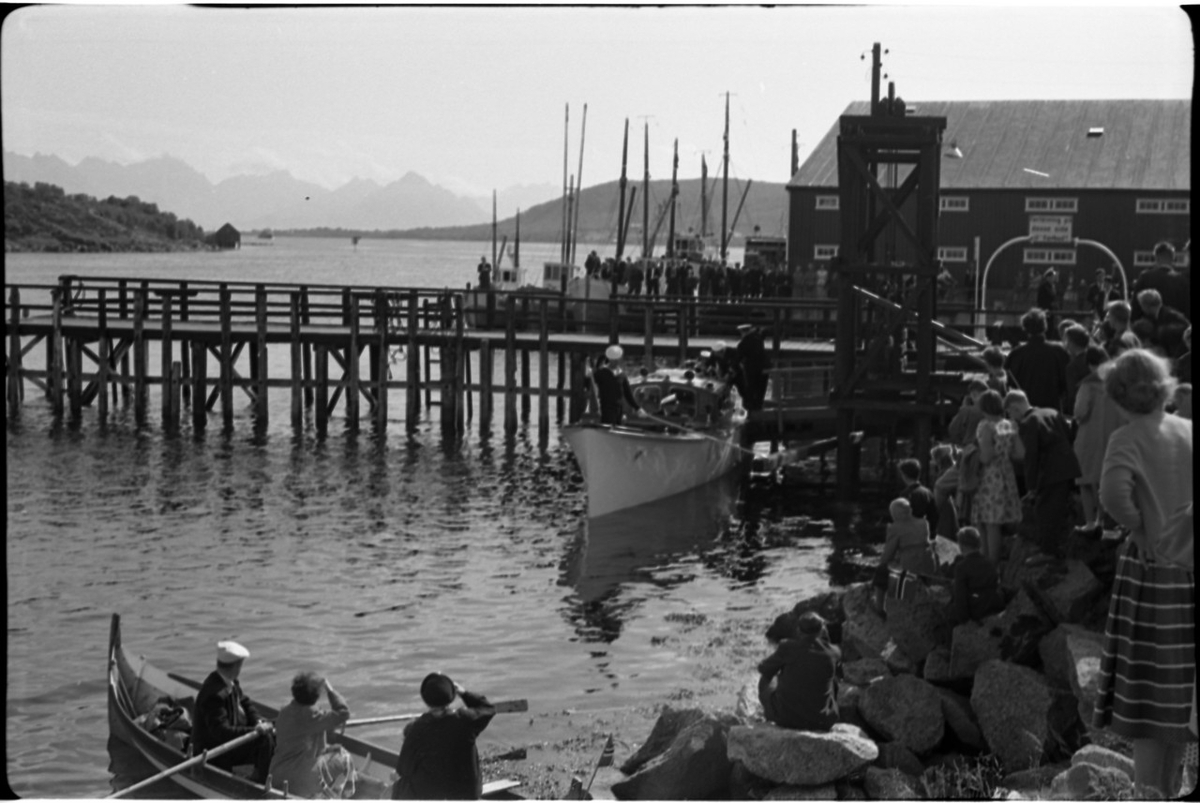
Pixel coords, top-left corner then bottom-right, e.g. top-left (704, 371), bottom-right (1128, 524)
top-left (1093, 540), bottom-right (1196, 742)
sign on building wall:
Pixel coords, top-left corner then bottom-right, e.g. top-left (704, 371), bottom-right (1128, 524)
top-left (1029, 215), bottom-right (1073, 242)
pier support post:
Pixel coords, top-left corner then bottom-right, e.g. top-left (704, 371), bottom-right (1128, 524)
top-left (556, 350), bottom-right (565, 423)
top-left (315, 344), bottom-right (329, 437)
top-left (97, 289), bottom-right (108, 423)
top-left (290, 292), bottom-right (303, 431)
top-left (180, 282), bottom-right (191, 404)
top-left (133, 290), bottom-right (147, 426)
top-left (678, 300), bottom-right (689, 364)
top-left (169, 361), bottom-right (182, 430)
top-left (68, 331), bottom-right (82, 422)
top-left (301, 287), bottom-right (314, 407)
top-left (346, 293), bottom-right (360, 430)
top-left (219, 285), bottom-right (233, 431)
top-left (192, 339), bottom-right (207, 433)
top-left (375, 289), bottom-right (389, 432)
top-left (504, 294), bottom-right (517, 435)
top-left (161, 295), bottom-right (174, 426)
top-left (8, 288), bottom-right (22, 417)
top-left (255, 285), bottom-right (269, 428)
top-left (568, 351), bottom-right (587, 423)
top-left (538, 297), bottom-right (550, 444)
top-left (406, 290), bottom-right (420, 432)
top-left (453, 293), bottom-right (465, 435)
top-left (479, 339), bottom-right (493, 429)
top-left (643, 304), bottom-right (654, 372)
top-left (118, 280), bottom-right (131, 403)
top-left (50, 288), bottom-right (64, 417)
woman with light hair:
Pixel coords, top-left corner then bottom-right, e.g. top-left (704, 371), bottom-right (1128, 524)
top-left (1092, 349), bottom-right (1195, 798)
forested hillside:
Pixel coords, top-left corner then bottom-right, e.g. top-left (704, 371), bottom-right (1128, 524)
top-left (4, 181), bottom-right (208, 252)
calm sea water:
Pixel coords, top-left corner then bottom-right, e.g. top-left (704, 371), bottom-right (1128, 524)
top-left (5, 237), bottom-right (874, 798)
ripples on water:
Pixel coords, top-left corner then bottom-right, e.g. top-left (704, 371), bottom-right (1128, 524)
top-left (6, 241), bottom-right (882, 797)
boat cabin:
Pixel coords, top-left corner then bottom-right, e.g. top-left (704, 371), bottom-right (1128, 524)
top-left (744, 235), bottom-right (787, 271)
top-left (628, 367), bottom-right (738, 429)
top-left (542, 261), bottom-right (580, 291)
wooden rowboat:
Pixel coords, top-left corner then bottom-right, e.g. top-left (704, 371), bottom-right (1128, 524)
top-left (106, 614), bottom-right (520, 799)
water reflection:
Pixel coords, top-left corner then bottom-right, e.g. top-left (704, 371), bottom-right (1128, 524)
top-left (559, 473), bottom-right (742, 641)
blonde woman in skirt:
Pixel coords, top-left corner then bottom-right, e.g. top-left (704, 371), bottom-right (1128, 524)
top-left (1094, 349), bottom-right (1195, 798)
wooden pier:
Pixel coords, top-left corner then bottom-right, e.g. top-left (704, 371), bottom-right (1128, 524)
top-left (5, 275), bottom-right (853, 444)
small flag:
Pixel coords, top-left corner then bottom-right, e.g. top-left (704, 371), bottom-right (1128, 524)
top-left (596, 734), bottom-right (615, 768)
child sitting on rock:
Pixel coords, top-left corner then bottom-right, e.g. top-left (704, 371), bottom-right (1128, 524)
top-left (950, 526), bottom-right (1005, 624)
top-left (756, 612), bottom-right (841, 731)
top-left (873, 498), bottom-right (938, 612)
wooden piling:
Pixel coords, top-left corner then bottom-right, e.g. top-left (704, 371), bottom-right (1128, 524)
top-left (192, 339), bottom-right (207, 433)
top-left (49, 288), bottom-right (64, 416)
top-left (538, 298), bottom-right (550, 442)
top-left (290, 292), bottom-right (303, 430)
top-left (568, 351), bottom-right (587, 423)
top-left (169, 361), bottom-right (182, 429)
top-left (479, 339), bottom-right (493, 426)
top-left (453, 293), bottom-right (465, 434)
top-left (678, 300), bottom-right (689, 364)
top-left (68, 330), bottom-right (82, 421)
top-left (504, 294), bottom-right (517, 434)
top-left (255, 286), bottom-right (268, 426)
top-left (180, 282), bottom-right (191, 403)
top-left (315, 344), bottom-right (329, 437)
top-left (406, 291), bottom-right (420, 432)
top-left (556, 351), bottom-right (565, 423)
top-left (161, 295), bottom-right (174, 425)
top-left (375, 290), bottom-right (389, 431)
top-left (97, 289), bottom-right (108, 422)
top-left (643, 305), bottom-right (654, 371)
top-left (346, 293), bottom-right (360, 429)
top-left (219, 285), bottom-right (233, 430)
top-left (133, 291), bottom-right (146, 425)
top-left (301, 287), bottom-right (314, 407)
top-left (8, 288), bottom-right (21, 416)
top-left (118, 280), bottom-right (130, 402)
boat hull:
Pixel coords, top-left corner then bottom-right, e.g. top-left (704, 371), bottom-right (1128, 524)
top-left (563, 417), bottom-right (747, 518)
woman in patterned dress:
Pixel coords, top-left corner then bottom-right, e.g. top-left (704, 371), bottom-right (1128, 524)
top-left (970, 390), bottom-right (1024, 563)
top-left (1093, 349), bottom-right (1195, 798)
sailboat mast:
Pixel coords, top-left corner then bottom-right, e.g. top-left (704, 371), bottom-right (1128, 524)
top-left (667, 138), bottom-right (678, 259)
top-left (642, 122), bottom-right (650, 259)
top-left (721, 91), bottom-right (730, 263)
top-left (700, 155), bottom-right (708, 240)
top-left (514, 209), bottom-right (520, 268)
top-left (491, 190), bottom-right (497, 273)
top-left (571, 104), bottom-right (587, 266)
top-left (616, 118), bottom-right (629, 261)
top-left (565, 176), bottom-right (575, 266)
top-left (560, 103), bottom-right (570, 262)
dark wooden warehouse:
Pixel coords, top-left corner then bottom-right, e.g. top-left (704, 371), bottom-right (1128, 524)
top-left (787, 99), bottom-right (1191, 314)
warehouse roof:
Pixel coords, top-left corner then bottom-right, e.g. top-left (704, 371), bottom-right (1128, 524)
top-left (789, 99), bottom-right (1191, 191)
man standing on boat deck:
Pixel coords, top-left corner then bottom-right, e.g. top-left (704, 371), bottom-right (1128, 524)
top-left (192, 640), bottom-right (275, 783)
top-left (593, 345), bottom-right (644, 426)
top-left (476, 257), bottom-right (491, 291)
top-left (392, 673), bottom-right (495, 800)
top-left (735, 323), bottom-right (771, 411)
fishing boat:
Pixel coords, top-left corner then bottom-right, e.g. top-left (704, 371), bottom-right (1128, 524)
top-left (106, 614), bottom-right (520, 799)
top-left (562, 364), bottom-right (749, 518)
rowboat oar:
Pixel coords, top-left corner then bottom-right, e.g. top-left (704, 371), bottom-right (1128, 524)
top-left (344, 698), bottom-right (528, 727)
top-left (106, 729), bottom-right (261, 798)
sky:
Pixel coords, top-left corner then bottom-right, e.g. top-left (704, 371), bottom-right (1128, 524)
top-left (1, 4), bottom-right (1194, 204)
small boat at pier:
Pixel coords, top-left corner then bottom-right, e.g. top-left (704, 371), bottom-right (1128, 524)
top-left (563, 364), bottom-right (749, 518)
top-left (106, 614), bottom-right (520, 799)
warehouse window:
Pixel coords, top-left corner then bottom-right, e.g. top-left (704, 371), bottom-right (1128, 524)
top-left (1024, 248), bottom-right (1077, 265)
top-left (1136, 198), bottom-right (1190, 214)
top-left (1025, 197), bottom-right (1078, 213)
top-left (1134, 250), bottom-right (1192, 267)
top-left (815, 195), bottom-right (840, 210)
top-left (938, 246), bottom-right (968, 262)
top-left (814, 245), bottom-right (839, 260)
top-left (940, 196), bottom-right (969, 212)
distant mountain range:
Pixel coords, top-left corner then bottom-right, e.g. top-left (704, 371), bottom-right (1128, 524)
top-left (1, 150), bottom-right (790, 245)
top-left (1, 151), bottom-right (559, 233)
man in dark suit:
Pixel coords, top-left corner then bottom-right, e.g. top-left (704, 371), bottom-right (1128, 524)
top-left (592, 345), bottom-right (643, 426)
top-left (1004, 390), bottom-right (1082, 558)
top-left (1004, 308), bottom-right (1069, 412)
top-left (735, 323), bottom-right (772, 411)
top-left (392, 673), bottom-right (496, 800)
top-left (192, 640), bottom-right (275, 783)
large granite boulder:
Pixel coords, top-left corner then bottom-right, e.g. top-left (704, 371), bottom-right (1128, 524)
top-left (1070, 744), bottom-right (1135, 780)
top-left (1034, 560), bottom-right (1104, 625)
top-left (840, 583), bottom-right (893, 662)
top-left (875, 741), bottom-right (925, 777)
top-left (880, 640), bottom-right (918, 675)
top-left (1049, 762), bottom-right (1135, 800)
top-left (729, 760), bottom-right (776, 801)
top-left (726, 723), bottom-right (878, 787)
top-left (611, 713), bottom-right (737, 800)
top-left (618, 706), bottom-right (707, 775)
top-left (863, 767), bottom-right (921, 800)
top-left (934, 686), bottom-right (984, 750)
top-left (971, 659), bottom-right (1053, 772)
top-left (1038, 623), bottom-right (1106, 724)
top-left (948, 621), bottom-right (1002, 679)
top-left (883, 582), bottom-right (951, 663)
top-left (858, 674), bottom-right (945, 755)
top-left (842, 658), bottom-right (891, 686)
top-left (922, 646), bottom-right (952, 684)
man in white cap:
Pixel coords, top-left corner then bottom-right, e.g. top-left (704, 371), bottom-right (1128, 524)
top-left (192, 639), bottom-right (275, 783)
top-left (592, 344), bottom-right (644, 426)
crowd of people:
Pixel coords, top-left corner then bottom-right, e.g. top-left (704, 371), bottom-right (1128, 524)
top-left (582, 250), bottom-right (796, 300)
top-left (187, 640), bottom-right (496, 799)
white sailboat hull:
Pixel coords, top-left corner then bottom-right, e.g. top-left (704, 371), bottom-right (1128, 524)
top-left (564, 416), bottom-right (747, 518)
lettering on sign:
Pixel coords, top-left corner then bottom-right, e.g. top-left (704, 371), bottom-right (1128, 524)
top-left (1029, 215), bottom-right (1073, 242)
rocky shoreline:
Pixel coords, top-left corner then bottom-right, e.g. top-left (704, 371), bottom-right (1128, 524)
top-left (481, 528), bottom-right (1193, 800)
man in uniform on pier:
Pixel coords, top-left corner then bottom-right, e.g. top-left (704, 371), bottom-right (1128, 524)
top-left (476, 257), bottom-right (491, 291)
top-left (735, 323), bottom-right (771, 412)
top-left (192, 640), bottom-right (276, 783)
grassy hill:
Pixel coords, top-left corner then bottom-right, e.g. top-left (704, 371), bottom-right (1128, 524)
top-left (4, 181), bottom-right (209, 253)
top-left (282, 176), bottom-right (791, 246)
